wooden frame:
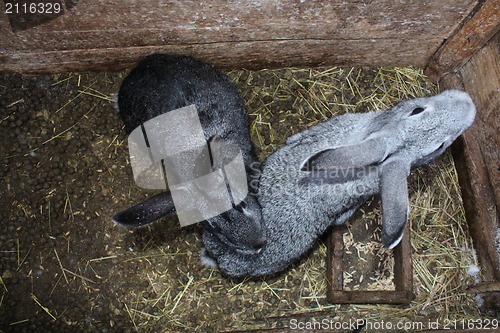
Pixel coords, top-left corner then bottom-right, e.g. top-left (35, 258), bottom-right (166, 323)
top-left (1, 0), bottom-right (498, 313)
top-left (326, 224), bottom-right (414, 305)
top-left (426, 0), bottom-right (500, 79)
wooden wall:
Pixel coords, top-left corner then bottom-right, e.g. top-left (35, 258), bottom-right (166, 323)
top-left (440, 32), bottom-right (499, 312)
top-left (0, 0), bottom-right (478, 73)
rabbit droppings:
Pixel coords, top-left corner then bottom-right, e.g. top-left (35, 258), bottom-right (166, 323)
top-left (112, 54), bottom-right (266, 256)
top-left (203, 90), bottom-right (476, 277)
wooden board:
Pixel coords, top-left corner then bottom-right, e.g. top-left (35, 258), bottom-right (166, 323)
top-left (0, 0), bottom-right (476, 73)
top-left (440, 32), bottom-right (499, 312)
top-left (426, 0), bottom-right (500, 79)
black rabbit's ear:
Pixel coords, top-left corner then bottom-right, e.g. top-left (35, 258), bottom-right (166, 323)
top-left (207, 134), bottom-right (223, 169)
top-left (112, 191), bottom-right (176, 227)
top-left (301, 137), bottom-right (388, 171)
top-left (380, 159), bottom-right (410, 249)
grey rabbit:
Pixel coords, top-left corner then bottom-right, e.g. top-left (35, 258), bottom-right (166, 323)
top-left (202, 90), bottom-right (476, 277)
top-left (112, 54), bottom-right (266, 254)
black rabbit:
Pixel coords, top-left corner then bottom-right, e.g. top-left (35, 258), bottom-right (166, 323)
top-left (113, 54), bottom-right (266, 254)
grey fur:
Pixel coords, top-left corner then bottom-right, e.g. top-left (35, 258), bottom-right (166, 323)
top-left (202, 90), bottom-right (476, 277)
top-left (112, 54), bottom-right (266, 254)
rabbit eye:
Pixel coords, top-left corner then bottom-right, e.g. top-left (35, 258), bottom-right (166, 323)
top-left (411, 107), bottom-right (425, 116)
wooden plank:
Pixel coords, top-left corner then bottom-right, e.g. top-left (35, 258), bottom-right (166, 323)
top-left (328, 290), bottom-right (414, 304)
top-left (326, 225), bottom-right (344, 291)
top-left (426, 0), bottom-right (500, 79)
top-left (442, 33), bottom-right (500, 282)
top-left (1, 0), bottom-right (477, 50)
top-left (450, 132), bottom-right (498, 279)
top-left (460, 34), bottom-right (500, 213)
top-left (0, 38), bottom-right (444, 74)
top-left (393, 222), bottom-right (413, 293)
top-left (440, 32), bottom-right (499, 312)
top-left (467, 281), bottom-right (500, 294)
top-left (0, 0), bottom-right (476, 73)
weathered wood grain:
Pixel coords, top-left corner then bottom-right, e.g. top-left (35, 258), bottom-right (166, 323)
top-left (0, 38), bottom-right (444, 74)
top-left (0, 0), bottom-right (476, 73)
top-left (467, 281), bottom-right (500, 294)
top-left (441, 32), bottom-right (499, 312)
top-left (426, 0), bottom-right (500, 79)
top-left (460, 35), bottom-right (500, 214)
top-left (326, 225), bottom-right (345, 291)
top-left (393, 222), bottom-right (413, 293)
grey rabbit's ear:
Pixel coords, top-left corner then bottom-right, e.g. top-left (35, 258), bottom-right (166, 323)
top-left (301, 137), bottom-right (388, 171)
top-left (380, 159), bottom-right (410, 249)
top-left (112, 191), bottom-right (176, 227)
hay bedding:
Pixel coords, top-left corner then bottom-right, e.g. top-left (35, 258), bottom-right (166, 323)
top-left (0, 66), bottom-right (488, 332)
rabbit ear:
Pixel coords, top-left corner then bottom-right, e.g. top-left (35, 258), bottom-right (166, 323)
top-left (301, 137), bottom-right (388, 171)
top-left (380, 159), bottom-right (410, 249)
top-left (208, 134), bottom-right (223, 169)
top-left (112, 191), bottom-right (176, 227)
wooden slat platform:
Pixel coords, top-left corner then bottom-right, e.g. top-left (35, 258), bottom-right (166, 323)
top-left (326, 224), bottom-right (414, 305)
